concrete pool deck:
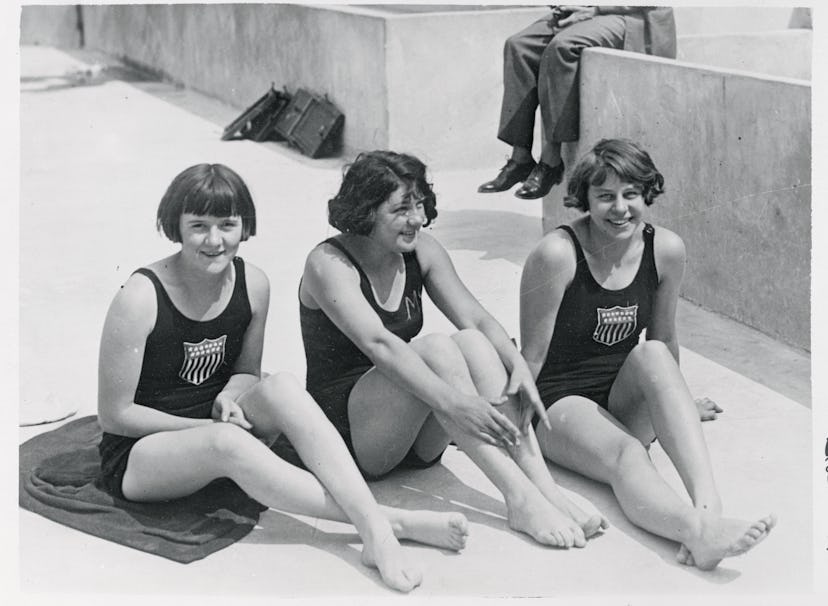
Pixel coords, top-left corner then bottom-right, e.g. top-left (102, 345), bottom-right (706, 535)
top-left (15, 45), bottom-right (818, 601)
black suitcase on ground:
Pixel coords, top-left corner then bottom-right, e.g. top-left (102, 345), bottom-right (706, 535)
top-left (273, 89), bottom-right (344, 158)
top-left (222, 85), bottom-right (291, 142)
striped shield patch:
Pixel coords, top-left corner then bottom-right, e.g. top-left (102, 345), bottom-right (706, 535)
top-left (179, 335), bottom-right (227, 385)
top-left (592, 305), bottom-right (638, 347)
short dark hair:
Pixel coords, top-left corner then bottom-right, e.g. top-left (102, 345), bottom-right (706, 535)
top-left (328, 150), bottom-right (438, 235)
top-left (564, 139), bottom-right (665, 212)
top-left (156, 163), bottom-right (257, 242)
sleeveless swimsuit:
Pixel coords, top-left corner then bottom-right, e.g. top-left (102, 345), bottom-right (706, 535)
top-left (535, 222), bottom-right (659, 411)
top-left (299, 238), bottom-right (442, 479)
top-left (98, 257), bottom-right (252, 497)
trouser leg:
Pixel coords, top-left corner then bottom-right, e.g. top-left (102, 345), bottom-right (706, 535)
top-left (538, 15), bottom-right (626, 145)
top-left (497, 15), bottom-right (557, 149)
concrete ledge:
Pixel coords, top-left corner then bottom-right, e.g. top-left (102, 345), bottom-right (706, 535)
top-left (672, 6), bottom-right (800, 36)
top-left (543, 48), bottom-right (810, 351)
top-left (76, 4), bottom-right (549, 168)
top-left (21, 5), bottom-right (806, 169)
top-left (678, 30), bottom-right (812, 81)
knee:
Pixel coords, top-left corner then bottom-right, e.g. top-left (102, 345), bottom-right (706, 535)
top-left (503, 33), bottom-right (524, 58)
top-left (417, 333), bottom-right (465, 367)
top-left (261, 371), bottom-right (304, 403)
top-left (611, 437), bottom-right (650, 474)
top-left (627, 340), bottom-right (672, 371)
top-left (451, 328), bottom-right (491, 351)
top-left (204, 422), bottom-right (252, 463)
top-left (545, 35), bottom-right (582, 64)
top-left (258, 371), bottom-right (322, 428)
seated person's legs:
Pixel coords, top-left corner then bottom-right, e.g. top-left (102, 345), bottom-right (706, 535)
top-left (513, 15), bottom-right (627, 200)
top-left (451, 328), bottom-right (607, 537)
top-left (535, 394), bottom-right (775, 570)
top-left (608, 340), bottom-right (719, 512)
top-left (348, 331), bottom-right (587, 548)
top-left (479, 15), bottom-right (556, 194)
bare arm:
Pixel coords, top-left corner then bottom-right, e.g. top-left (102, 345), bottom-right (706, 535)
top-left (97, 274), bottom-right (214, 437)
top-left (210, 262), bottom-right (271, 428)
top-left (646, 227), bottom-right (685, 363)
top-left (302, 240), bottom-right (520, 445)
top-left (519, 232), bottom-right (576, 381)
top-left (648, 227), bottom-right (722, 421)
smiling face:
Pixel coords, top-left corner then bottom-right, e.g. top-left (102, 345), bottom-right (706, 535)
top-left (368, 184), bottom-right (426, 253)
top-left (586, 171), bottom-right (646, 240)
top-left (178, 213), bottom-right (243, 274)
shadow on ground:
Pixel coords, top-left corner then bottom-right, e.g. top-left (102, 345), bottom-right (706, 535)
top-left (246, 449), bottom-right (742, 586)
top-left (431, 208), bottom-right (544, 266)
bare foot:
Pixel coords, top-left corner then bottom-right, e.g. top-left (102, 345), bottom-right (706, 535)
top-left (676, 502), bottom-right (724, 566)
top-left (534, 479), bottom-right (609, 538)
top-left (676, 543), bottom-right (694, 566)
top-left (360, 518), bottom-right (423, 593)
top-left (389, 510), bottom-right (469, 551)
top-left (579, 512), bottom-right (610, 538)
top-left (507, 489), bottom-right (586, 548)
top-left (552, 494), bottom-right (608, 538)
top-left (685, 513), bottom-right (777, 570)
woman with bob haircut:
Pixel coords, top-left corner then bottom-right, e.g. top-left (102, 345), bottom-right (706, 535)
top-left (519, 138), bottom-right (776, 569)
top-left (300, 150), bottom-right (607, 549)
top-left (97, 163), bottom-right (470, 593)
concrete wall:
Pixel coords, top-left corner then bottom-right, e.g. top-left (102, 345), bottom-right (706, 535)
top-left (678, 30), bottom-right (812, 81)
top-left (20, 4), bottom-right (806, 168)
top-left (673, 6), bottom-right (803, 36)
top-left (543, 49), bottom-right (811, 351)
top-left (75, 3), bottom-right (550, 167)
top-left (80, 4), bottom-right (390, 155)
top-left (383, 7), bottom-right (548, 167)
top-left (20, 5), bottom-right (81, 48)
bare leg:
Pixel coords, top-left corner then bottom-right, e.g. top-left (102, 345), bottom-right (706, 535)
top-left (241, 373), bottom-right (468, 553)
top-left (123, 422), bottom-right (419, 592)
top-left (536, 395), bottom-right (775, 570)
top-left (349, 333), bottom-right (584, 548)
top-left (451, 329), bottom-right (607, 539)
top-left (609, 341), bottom-right (719, 512)
top-left (122, 372), bottom-right (460, 592)
top-left (608, 341), bottom-right (776, 563)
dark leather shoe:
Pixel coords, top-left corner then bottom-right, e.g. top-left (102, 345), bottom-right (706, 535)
top-left (514, 161), bottom-right (565, 199)
top-left (477, 159), bottom-right (536, 193)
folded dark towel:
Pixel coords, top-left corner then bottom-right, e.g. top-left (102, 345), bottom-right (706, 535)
top-left (19, 415), bottom-right (267, 564)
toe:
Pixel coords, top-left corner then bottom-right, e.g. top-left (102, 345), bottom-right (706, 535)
top-left (539, 531), bottom-right (560, 547)
top-left (676, 544), bottom-right (694, 566)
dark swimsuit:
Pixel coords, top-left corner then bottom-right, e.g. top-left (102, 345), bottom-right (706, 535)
top-left (535, 222), bottom-right (659, 412)
top-left (299, 238), bottom-right (443, 480)
top-left (98, 258), bottom-right (251, 497)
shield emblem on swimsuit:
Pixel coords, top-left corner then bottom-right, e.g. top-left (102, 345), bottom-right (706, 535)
top-left (592, 305), bottom-right (638, 347)
top-left (179, 335), bottom-right (227, 385)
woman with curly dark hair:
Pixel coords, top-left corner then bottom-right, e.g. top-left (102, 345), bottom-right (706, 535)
top-left (300, 150), bottom-right (607, 549)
